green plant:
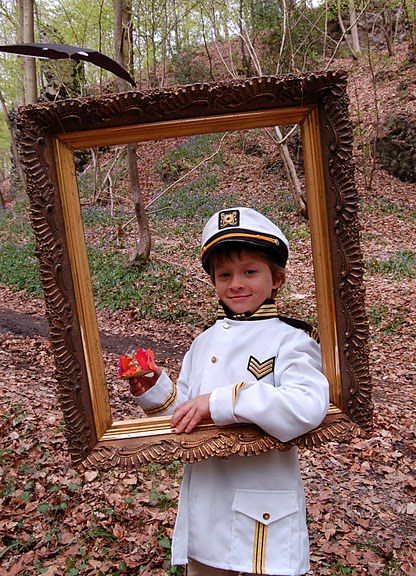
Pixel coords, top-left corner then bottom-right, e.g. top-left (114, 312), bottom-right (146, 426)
top-left (0, 448), bottom-right (14, 466)
top-left (169, 566), bottom-right (184, 575)
top-left (373, 197), bottom-right (416, 220)
top-left (333, 562), bottom-right (355, 575)
top-left (152, 177), bottom-right (238, 221)
top-left (0, 477), bottom-right (16, 498)
top-left (166, 460), bottom-right (182, 478)
top-left (84, 526), bottom-right (117, 543)
top-left (87, 247), bottom-right (193, 321)
top-left (82, 206), bottom-right (124, 228)
top-left (382, 317), bottom-right (404, 336)
top-left (355, 538), bottom-right (377, 551)
top-left (149, 487), bottom-right (174, 510)
top-left (157, 134), bottom-right (222, 180)
top-left (170, 49), bottom-right (211, 84)
top-left (383, 555), bottom-right (399, 576)
top-left (287, 225), bottom-right (310, 240)
top-left (37, 502), bottom-right (50, 515)
top-left (0, 242), bottom-right (42, 295)
top-left (157, 533), bottom-right (171, 549)
top-left (368, 304), bottom-right (389, 326)
top-left (0, 205), bottom-right (33, 242)
top-left (367, 250), bottom-right (416, 279)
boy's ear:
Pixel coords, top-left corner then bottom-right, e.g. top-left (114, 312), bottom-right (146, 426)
top-left (272, 270), bottom-right (285, 290)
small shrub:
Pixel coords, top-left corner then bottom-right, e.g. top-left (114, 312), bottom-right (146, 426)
top-left (170, 49), bottom-right (211, 84)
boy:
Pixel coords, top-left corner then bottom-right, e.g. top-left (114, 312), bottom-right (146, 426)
top-left (130, 207), bottom-right (329, 576)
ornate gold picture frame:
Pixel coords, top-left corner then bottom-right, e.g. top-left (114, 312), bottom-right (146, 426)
top-left (17, 71), bottom-right (372, 469)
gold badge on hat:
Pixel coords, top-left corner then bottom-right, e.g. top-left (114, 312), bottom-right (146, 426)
top-left (219, 209), bottom-right (240, 229)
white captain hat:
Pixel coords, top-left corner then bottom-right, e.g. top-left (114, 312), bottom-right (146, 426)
top-left (201, 207), bottom-right (289, 272)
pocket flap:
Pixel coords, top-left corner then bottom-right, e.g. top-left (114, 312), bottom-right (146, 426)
top-left (232, 489), bottom-right (298, 526)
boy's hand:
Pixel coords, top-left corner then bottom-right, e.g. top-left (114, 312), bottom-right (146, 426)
top-left (171, 394), bottom-right (211, 434)
top-left (129, 360), bottom-right (162, 396)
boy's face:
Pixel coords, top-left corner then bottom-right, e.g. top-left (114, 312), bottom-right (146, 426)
top-left (212, 249), bottom-right (283, 314)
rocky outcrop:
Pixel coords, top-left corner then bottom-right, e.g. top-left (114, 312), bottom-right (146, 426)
top-left (376, 114), bottom-right (416, 183)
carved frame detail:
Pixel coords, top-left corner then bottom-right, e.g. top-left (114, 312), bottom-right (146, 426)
top-left (17, 71), bottom-right (372, 469)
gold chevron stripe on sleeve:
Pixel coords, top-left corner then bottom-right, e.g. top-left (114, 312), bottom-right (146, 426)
top-left (252, 520), bottom-right (267, 574)
top-left (143, 383), bottom-right (177, 415)
top-left (247, 356), bottom-right (275, 380)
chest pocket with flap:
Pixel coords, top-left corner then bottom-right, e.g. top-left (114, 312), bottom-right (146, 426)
top-left (231, 489), bottom-right (299, 574)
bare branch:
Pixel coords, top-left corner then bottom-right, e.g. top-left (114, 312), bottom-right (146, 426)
top-left (145, 132), bottom-right (229, 211)
top-left (276, 0), bottom-right (289, 75)
top-left (212, 38), bottom-right (238, 78)
top-left (365, 36), bottom-right (380, 191)
top-left (325, 0), bottom-right (372, 70)
top-left (265, 124), bottom-right (299, 146)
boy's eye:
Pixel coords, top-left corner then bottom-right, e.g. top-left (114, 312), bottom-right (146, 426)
top-left (245, 269), bottom-right (257, 275)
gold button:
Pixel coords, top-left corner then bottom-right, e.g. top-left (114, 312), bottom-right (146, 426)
top-left (223, 322), bottom-right (231, 329)
top-left (263, 512), bottom-right (270, 520)
top-left (211, 356), bottom-right (218, 363)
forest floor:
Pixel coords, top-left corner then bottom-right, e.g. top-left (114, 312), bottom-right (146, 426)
top-left (1, 44), bottom-right (416, 575)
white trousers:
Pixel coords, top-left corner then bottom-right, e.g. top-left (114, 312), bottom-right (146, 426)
top-left (187, 558), bottom-right (297, 576)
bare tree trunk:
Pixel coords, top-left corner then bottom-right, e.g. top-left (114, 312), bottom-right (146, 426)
top-left (337, 0), bottom-right (359, 59)
top-left (239, 0), bottom-right (251, 75)
top-left (322, 0), bottom-right (329, 62)
top-left (276, 0), bottom-right (289, 74)
top-left (349, 0), bottom-right (362, 56)
top-left (114, 0), bottom-right (151, 266)
top-left (160, 1), bottom-right (168, 86)
top-left (381, 7), bottom-right (395, 56)
top-left (400, 0), bottom-right (416, 52)
top-left (17, 0), bottom-right (25, 106)
top-left (21, 0), bottom-right (37, 103)
top-left (0, 89), bottom-right (26, 188)
top-left (275, 127), bottom-right (307, 217)
top-left (171, 0), bottom-right (181, 54)
top-left (0, 166), bottom-right (6, 211)
top-left (127, 143), bottom-right (151, 264)
top-left (0, 188), bottom-right (5, 211)
top-left (365, 36), bottom-right (380, 191)
top-left (200, 10), bottom-right (216, 81)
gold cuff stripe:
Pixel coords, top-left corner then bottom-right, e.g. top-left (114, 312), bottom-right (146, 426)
top-left (232, 381), bottom-right (247, 408)
top-left (143, 384), bottom-right (177, 415)
top-left (202, 232), bottom-right (279, 257)
top-left (253, 520), bottom-right (267, 574)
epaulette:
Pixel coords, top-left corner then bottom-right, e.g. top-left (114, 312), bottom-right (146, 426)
top-left (278, 315), bottom-right (320, 343)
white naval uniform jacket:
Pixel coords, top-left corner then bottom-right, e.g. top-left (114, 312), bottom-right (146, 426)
top-left (137, 304), bottom-right (329, 575)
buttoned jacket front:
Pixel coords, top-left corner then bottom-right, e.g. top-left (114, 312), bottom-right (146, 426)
top-left (137, 312), bottom-right (329, 575)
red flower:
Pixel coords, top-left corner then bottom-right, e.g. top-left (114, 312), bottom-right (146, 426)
top-left (117, 348), bottom-right (154, 378)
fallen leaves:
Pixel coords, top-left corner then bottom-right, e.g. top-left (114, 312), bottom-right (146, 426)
top-left (1, 47), bottom-right (416, 572)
